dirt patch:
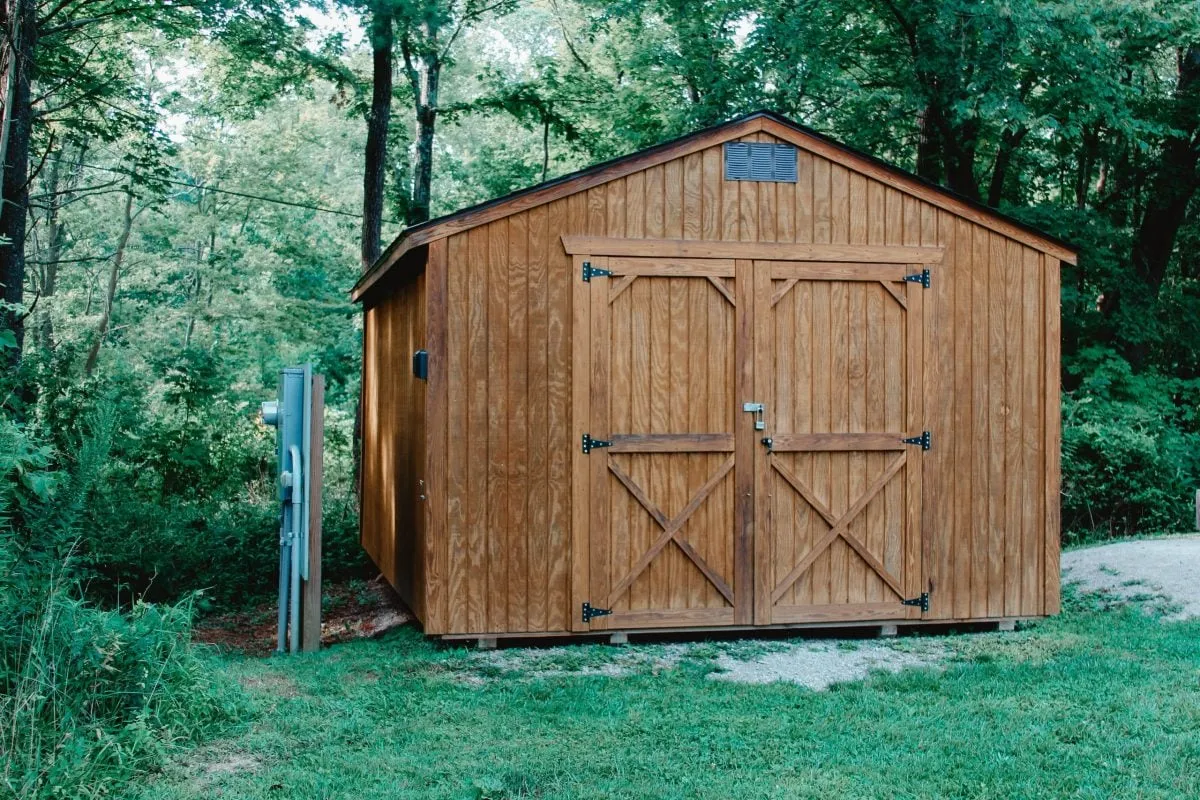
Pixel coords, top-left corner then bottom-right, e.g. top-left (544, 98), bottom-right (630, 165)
top-left (239, 671), bottom-right (303, 698)
top-left (194, 575), bottom-right (412, 655)
top-left (709, 640), bottom-right (949, 690)
top-left (463, 643), bottom-right (690, 682)
top-left (202, 752), bottom-right (261, 777)
top-left (1063, 535), bottom-right (1200, 619)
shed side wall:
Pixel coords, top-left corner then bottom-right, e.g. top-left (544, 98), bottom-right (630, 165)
top-left (430, 131), bottom-right (1059, 635)
top-left (361, 270), bottom-right (427, 620)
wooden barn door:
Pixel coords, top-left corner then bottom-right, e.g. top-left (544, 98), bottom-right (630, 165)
top-left (753, 261), bottom-right (927, 624)
top-left (572, 255), bottom-right (752, 631)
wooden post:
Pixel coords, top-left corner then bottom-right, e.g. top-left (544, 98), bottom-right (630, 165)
top-left (301, 375), bottom-right (325, 653)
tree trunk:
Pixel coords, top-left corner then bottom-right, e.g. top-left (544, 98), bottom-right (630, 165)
top-left (408, 58), bottom-right (439, 226)
top-left (0, 0), bottom-right (37, 373)
top-left (83, 186), bottom-right (134, 376)
top-left (361, 4), bottom-right (393, 270)
top-left (987, 125), bottom-right (1027, 208)
top-left (914, 102), bottom-right (942, 184)
top-left (1075, 125), bottom-right (1101, 211)
top-left (34, 141), bottom-right (84, 351)
top-left (940, 117), bottom-right (981, 201)
top-left (1130, 44), bottom-right (1200, 296)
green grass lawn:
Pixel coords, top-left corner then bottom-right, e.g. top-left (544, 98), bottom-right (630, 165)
top-left (137, 588), bottom-right (1200, 800)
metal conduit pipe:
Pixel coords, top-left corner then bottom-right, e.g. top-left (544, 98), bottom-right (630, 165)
top-left (288, 444), bottom-right (304, 654)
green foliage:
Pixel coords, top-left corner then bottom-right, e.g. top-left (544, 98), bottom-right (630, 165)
top-left (1061, 349), bottom-right (1200, 541)
top-left (0, 413), bottom-right (247, 799)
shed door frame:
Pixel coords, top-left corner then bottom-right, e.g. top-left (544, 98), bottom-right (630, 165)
top-left (569, 237), bottom-right (942, 632)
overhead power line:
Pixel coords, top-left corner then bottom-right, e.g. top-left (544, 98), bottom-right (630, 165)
top-left (46, 158), bottom-right (398, 223)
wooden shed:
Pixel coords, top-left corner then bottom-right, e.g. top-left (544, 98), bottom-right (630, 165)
top-left (352, 110), bottom-right (1075, 641)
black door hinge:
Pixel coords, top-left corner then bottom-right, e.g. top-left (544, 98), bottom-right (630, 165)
top-left (582, 602), bottom-right (612, 623)
top-left (902, 431), bottom-right (931, 450)
top-left (903, 268), bottom-right (931, 289)
top-left (582, 261), bottom-right (612, 282)
top-left (582, 433), bottom-right (613, 454)
top-left (901, 592), bottom-right (930, 613)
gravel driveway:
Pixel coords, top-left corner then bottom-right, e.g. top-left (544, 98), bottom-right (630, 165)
top-left (1063, 534), bottom-right (1200, 620)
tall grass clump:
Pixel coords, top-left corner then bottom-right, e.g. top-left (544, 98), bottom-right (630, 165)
top-left (0, 408), bottom-right (247, 799)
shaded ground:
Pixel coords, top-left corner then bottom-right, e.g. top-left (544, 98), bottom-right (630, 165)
top-left (1063, 534), bottom-right (1200, 620)
top-left (194, 575), bottom-right (411, 655)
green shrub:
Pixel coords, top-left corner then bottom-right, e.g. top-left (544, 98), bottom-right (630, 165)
top-left (0, 412), bottom-right (247, 799)
top-left (1061, 349), bottom-right (1200, 542)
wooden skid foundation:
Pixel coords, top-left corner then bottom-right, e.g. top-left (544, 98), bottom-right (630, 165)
top-left (442, 617), bottom-right (1032, 647)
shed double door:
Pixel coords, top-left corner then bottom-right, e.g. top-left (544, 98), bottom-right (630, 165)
top-left (573, 251), bottom-right (927, 631)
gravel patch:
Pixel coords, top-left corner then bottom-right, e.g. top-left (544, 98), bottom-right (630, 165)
top-left (709, 640), bottom-right (949, 690)
top-left (456, 638), bottom-right (951, 690)
top-left (1063, 535), bottom-right (1200, 620)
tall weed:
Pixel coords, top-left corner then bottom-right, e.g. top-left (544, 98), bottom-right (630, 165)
top-left (0, 411), bottom-right (247, 799)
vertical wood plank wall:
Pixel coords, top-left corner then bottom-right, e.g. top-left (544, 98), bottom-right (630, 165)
top-left (361, 271), bottom-right (427, 618)
top-left (399, 130), bottom-right (1060, 634)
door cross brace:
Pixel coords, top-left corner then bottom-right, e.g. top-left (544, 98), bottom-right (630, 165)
top-left (604, 456), bottom-right (736, 608)
top-left (769, 451), bottom-right (907, 604)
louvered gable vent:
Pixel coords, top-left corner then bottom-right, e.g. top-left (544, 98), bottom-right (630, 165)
top-left (724, 142), bottom-right (798, 183)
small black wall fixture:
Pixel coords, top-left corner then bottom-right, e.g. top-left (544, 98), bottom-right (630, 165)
top-left (412, 349), bottom-right (428, 381)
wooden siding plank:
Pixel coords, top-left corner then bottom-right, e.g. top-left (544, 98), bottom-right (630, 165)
top-left (683, 152), bottom-right (702, 241)
top-left (526, 206), bottom-right (549, 631)
top-left (1045, 258), bottom-right (1062, 614)
top-left (630, 269), bottom-right (652, 614)
top-left (753, 259), bottom-right (773, 621)
top-left (547, 198), bottom-right (571, 632)
top-left (701, 147), bottom-right (720, 240)
top-left (930, 210), bottom-right (954, 616)
top-left (1003, 238), bottom-right (1023, 617)
top-left (987, 231), bottom-right (1006, 617)
top-left (649, 270), bottom-right (671, 612)
top-left (1023, 246), bottom-right (1044, 616)
top-left (665, 158), bottom-right (684, 239)
top-left (487, 220), bottom-right (510, 631)
top-left (466, 225), bottom-right (489, 631)
top-left (507, 213), bottom-right (529, 631)
top-left (570, 227), bottom-right (592, 633)
top-left (849, 173), bottom-right (868, 603)
top-left (952, 218), bottom-right (973, 620)
top-left (686, 263), bottom-right (706, 609)
top-left (970, 224), bottom-right (990, 619)
top-left (669, 270), bottom-right (688, 611)
top-left (736, 259), bottom-right (754, 623)
top-left (424, 238), bottom-right (448, 632)
top-left (445, 235), bottom-right (468, 632)
top-left (796, 151), bottom-right (814, 244)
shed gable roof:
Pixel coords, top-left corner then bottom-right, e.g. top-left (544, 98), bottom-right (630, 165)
top-left (352, 110), bottom-right (1076, 302)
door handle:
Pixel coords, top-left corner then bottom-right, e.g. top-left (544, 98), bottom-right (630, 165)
top-left (743, 402), bottom-right (765, 431)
